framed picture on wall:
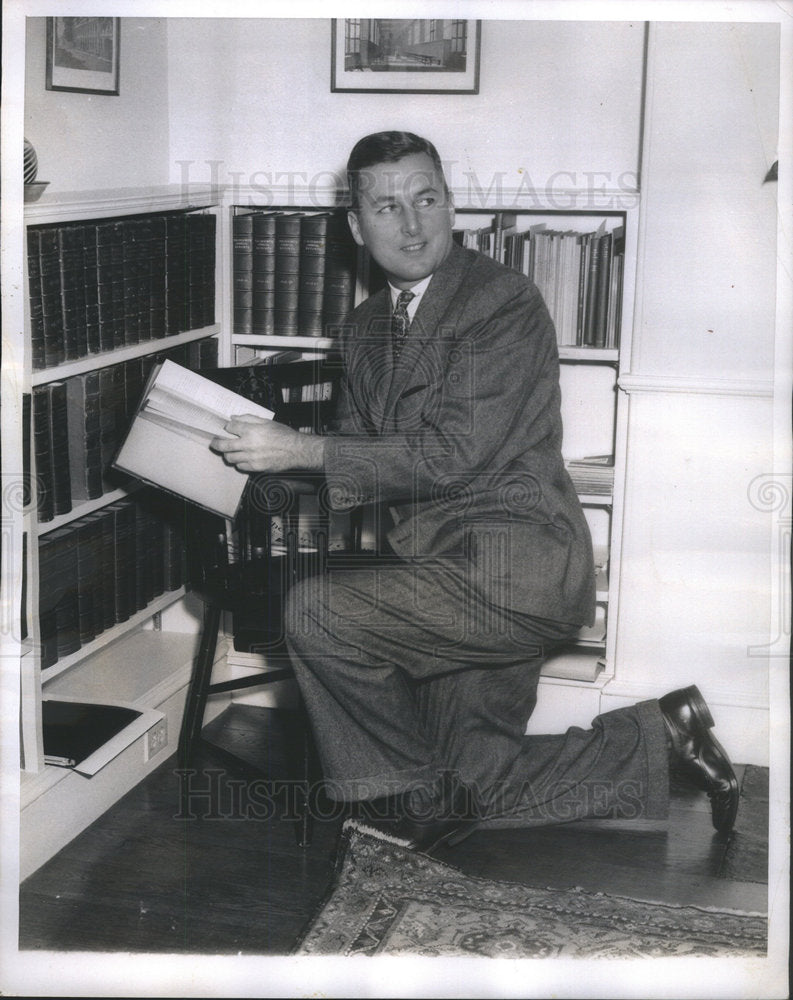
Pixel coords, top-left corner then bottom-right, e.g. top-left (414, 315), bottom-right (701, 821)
top-left (46, 17), bottom-right (120, 95)
top-left (331, 19), bottom-right (481, 94)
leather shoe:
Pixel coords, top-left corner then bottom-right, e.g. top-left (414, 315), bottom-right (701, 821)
top-left (658, 684), bottom-right (739, 834)
top-left (355, 783), bottom-right (480, 853)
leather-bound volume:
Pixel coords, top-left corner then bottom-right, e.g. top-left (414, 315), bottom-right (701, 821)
top-left (322, 213), bottom-right (357, 333)
top-left (274, 213), bottom-right (303, 336)
top-left (298, 213), bottom-right (331, 337)
top-left (252, 211), bottom-right (279, 336)
top-left (233, 212), bottom-right (254, 335)
top-left (32, 385), bottom-right (54, 522)
top-left (66, 371), bottom-right (103, 505)
top-left (47, 381), bottom-right (72, 517)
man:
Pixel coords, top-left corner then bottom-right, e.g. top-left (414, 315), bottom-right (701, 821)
top-left (212, 131), bottom-right (738, 851)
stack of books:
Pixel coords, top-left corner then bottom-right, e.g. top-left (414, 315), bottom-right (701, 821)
top-left (233, 209), bottom-right (357, 337)
top-left (27, 210), bottom-right (216, 370)
top-left (565, 455), bottom-right (615, 496)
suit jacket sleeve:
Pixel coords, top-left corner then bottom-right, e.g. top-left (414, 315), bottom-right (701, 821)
top-left (323, 245), bottom-right (595, 624)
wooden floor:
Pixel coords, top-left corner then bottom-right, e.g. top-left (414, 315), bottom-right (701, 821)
top-left (18, 705), bottom-right (769, 955)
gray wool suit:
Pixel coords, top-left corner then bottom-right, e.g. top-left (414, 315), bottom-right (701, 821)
top-left (285, 242), bottom-right (670, 825)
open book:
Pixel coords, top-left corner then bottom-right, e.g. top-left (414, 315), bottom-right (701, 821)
top-left (114, 359), bottom-right (275, 518)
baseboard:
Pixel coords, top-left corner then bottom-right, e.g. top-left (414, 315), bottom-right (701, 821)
top-left (599, 680), bottom-right (770, 767)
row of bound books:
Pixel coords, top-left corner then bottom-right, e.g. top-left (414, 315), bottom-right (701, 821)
top-left (38, 490), bottom-right (190, 670)
top-left (232, 209), bottom-right (357, 338)
top-left (454, 214), bottom-right (624, 349)
top-left (31, 338), bottom-right (218, 522)
top-left (27, 210), bottom-right (216, 371)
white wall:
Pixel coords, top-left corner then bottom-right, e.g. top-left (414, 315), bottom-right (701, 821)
top-left (24, 18), bottom-right (170, 191)
top-left (166, 18), bottom-right (646, 198)
top-left (604, 22), bottom-right (782, 766)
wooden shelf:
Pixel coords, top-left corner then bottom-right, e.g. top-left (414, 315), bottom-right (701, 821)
top-left (40, 588), bottom-right (188, 684)
top-left (232, 334), bottom-right (337, 351)
top-left (559, 347), bottom-right (619, 363)
top-left (36, 486), bottom-right (137, 535)
top-left (23, 183), bottom-right (220, 225)
top-left (31, 325), bottom-right (220, 386)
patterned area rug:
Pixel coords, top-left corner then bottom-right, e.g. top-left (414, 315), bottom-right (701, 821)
top-left (296, 824), bottom-right (767, 958)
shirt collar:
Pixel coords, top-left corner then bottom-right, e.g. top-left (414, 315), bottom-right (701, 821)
top-left (388, 273), bottom-right (433, 321)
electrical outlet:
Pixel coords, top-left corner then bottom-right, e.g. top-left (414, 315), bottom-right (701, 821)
top-left (145, 717), bottom-right (168, 761)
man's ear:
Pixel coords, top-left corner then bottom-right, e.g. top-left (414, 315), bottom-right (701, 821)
top-left (446, 190), bottom-right (455, 228)
top-left (347, 210), bottom-right (365, 247)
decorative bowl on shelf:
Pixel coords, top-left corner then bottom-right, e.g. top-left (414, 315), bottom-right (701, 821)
top-left (24, 181), bottom-right (50, 203)
top-left (24, 138), bottom-right (38, 183)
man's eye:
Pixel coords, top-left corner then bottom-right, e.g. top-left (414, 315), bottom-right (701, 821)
top-left (416, 197), bottom-right (435, 208)
top-left (378, 204), bottom-right (397, 214)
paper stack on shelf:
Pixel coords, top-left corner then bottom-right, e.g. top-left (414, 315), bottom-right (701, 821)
top-left (566, 454), bottom-right (614, 496)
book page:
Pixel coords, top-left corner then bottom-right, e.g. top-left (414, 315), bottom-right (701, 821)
top-left (154, 359), bottom-right (275, 424)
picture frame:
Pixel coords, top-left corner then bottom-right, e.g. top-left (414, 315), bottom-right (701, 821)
top-left (46, 17), bottom-right (120, 95)
top-left (331, 19), bottom-right (480, 95)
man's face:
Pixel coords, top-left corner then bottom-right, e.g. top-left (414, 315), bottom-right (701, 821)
top-left (347, 152), bottom-right (455, 290)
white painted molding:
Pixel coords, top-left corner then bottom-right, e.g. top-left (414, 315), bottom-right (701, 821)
top-left (619, 372), bottom-right (774, 398)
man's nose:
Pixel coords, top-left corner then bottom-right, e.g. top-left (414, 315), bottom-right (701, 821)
top-left (401, 207), bottom-right (420, 235)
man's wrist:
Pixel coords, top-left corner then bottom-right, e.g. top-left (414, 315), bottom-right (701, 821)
top-left (302, 434), bottom-right (326, 471)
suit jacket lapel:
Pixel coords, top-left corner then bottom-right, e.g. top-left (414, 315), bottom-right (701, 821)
top-left (383, 243), bottom-right (470, 417)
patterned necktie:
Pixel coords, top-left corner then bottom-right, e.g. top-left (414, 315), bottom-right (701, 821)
top-left (391, 290), bottom-right (415, 361)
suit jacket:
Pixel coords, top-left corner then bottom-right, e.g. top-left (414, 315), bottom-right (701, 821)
top-left (323, 241), bottom-right (595, 626)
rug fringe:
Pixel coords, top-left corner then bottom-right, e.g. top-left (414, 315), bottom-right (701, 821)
top-left (342, 817), bottom-right (416, 849)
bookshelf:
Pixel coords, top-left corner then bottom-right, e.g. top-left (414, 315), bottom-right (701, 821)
top-left (11, 181), bottom-right (637, 874)
top-left (221, 189), bottom-right (638, 690)
top-left (17, 184), bottom-right (222, 794)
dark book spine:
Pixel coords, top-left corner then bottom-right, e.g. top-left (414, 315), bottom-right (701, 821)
top-left (186, 335), bottom-right (218, 371)
top-left (322, 214), bottom-right (357, 333)
top-left (133, 498), bottom-right (155, 611)
top-left (274, 213), bottom-right (303, 336)
top-left (84, 510), bottom-right (116, 632)
top-left (26, 229), bottom-right (47, 370)
top-left (98, 364), bottom-right (127, 492)
top-left (36, 226), bottom-right (67, 369)
top-left (186, 212), bottom-right (214, 331)
top-left (123, 356), bottom-right (146, 423)
top-left (233, 213), bottom-right (254, 335)
top-left (81, 223), bottom-right (102, 355)
top-left (36, 534), bottom-right (59, 668)
top-left (41, 527), bottom-right (81, 660)
top-left (32, 386), bottom-right (54, 522)
top-left (121, 217), bottom-right (144, 346)
top-left (74, 516), bottom-right (103, 645)
top-left (583, 233), bottom-right (603, 347)
top-left (165, 213), bottom-right (189, 335)
top-left (65, 370), bottom-right (103, 505)
top-left (592, 232), bottom-right (613, 349)
top-left (94, 220), bottom-right (124, 352)
top-left (106, 501), bottom-right (136, 624)
top-left (57, 223), bottom-right (87, 361)
top-left (148, 217), bottom-right (168, 341)
top-left (575, 233), bottom-right (590, 346)
top-left (298, 214), bottom-right (330, 337)
top-left (47, 382), bottom-right (72, 517)
top-left (252, 211), bottom-right (278, 337)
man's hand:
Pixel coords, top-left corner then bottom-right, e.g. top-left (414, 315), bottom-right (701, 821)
top-left (210, 415), bottom-right (325, 473)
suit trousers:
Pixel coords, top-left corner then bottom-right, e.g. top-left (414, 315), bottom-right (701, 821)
top-left (284, 556), bottom-right (670, 826)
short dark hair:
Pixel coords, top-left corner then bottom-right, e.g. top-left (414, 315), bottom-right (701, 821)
top-left (346, 131), bottom-right (448, 210)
